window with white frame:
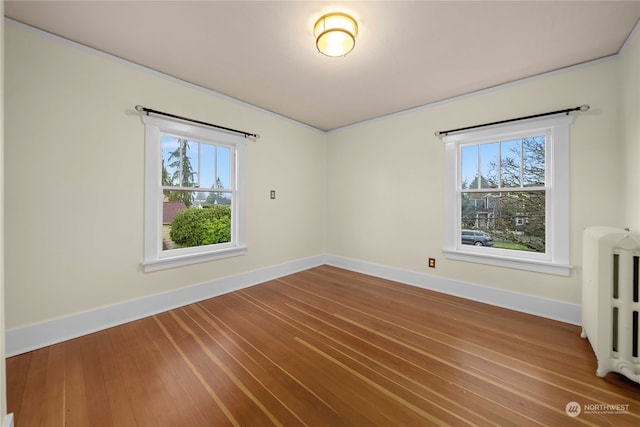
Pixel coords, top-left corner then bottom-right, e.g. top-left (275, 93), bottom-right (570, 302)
top-left (443, 113), bottom-right (574, 276)
top-left (140, 111), bottom-right (247, 272)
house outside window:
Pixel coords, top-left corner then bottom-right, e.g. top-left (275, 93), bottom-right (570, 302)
top-left (443, 113), bottom-right (574, 276)
top-left (140, 111), bottom-right (247, 272)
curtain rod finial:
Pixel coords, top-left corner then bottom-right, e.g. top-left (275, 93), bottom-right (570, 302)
top-left (579, 104), bottom-right (590, 112)
top-left (135, 105), bottom-right (144, 112)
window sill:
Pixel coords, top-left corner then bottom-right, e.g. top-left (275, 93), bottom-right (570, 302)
top-left (443, 249), bottom-right (572, 276)
top-left (142, 246), bottom-right (247, 272)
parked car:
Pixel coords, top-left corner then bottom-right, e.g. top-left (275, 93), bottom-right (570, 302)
top-left (461, 230), bottom-right (494, 246)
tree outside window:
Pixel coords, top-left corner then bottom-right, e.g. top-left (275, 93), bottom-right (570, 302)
top-left (444, 113), bottom-right (573, 275)
top-left (460, 136), bottom-right (546, 252)
top-left (161, 136), bottom-right (233, 250)
top-left (140, 110), bottom-right (247, 272)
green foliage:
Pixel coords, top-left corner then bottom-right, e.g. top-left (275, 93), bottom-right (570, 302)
top-left (164, 139), bottom-right (197, 207)
top-left (493, 241), bottom-right (536, 252)
top-left (205, 178), bottom-right (232, 206)
top-left (461, 136), bottom-right (547, 253)
top-left (198, 217), bottom-right (231, 245)
top-left (169, 206), bottom-right (231, 247)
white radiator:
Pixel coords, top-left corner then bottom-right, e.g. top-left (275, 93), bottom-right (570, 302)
top-left (581, 226), bottom-right (640, 383)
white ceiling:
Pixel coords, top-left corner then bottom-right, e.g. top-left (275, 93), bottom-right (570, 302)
top-left (5, 1), bottom-right (640, 131)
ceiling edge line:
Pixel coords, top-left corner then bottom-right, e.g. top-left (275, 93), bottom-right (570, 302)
top-left (619, 17), bottom-right (640, 56)
top-left (3, 17), bottom-right (625, 135)
top-left (327, 54), bottom-right (617, 134)
top-left (3, 17), bottom-right (327, 135)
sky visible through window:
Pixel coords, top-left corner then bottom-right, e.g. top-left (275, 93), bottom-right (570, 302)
top-left (460, 137), bottom-right (544, 189)
top-left (161, 135), bottom-right (231, 189)
top-left (458, 135), bottom-right (547, 253)
top-left (461, 143), bottom-right (500, 188)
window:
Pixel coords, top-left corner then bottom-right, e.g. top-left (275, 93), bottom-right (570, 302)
top-left (443, 114), bottom-right (574, 276)
top-left (140, 112), bottom-right (247, 272)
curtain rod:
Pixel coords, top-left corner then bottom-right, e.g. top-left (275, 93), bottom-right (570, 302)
top-left (135, 105), bottom-right (260, 139)
top-left (435, 104), bottom-right (590, 138)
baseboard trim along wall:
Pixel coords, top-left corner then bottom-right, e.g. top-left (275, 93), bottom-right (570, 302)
top-left (325, 255), bottom-right (581, 326)
top-left (5, 254), bottom-right (581, 357)
top-left (2, 414), bottom-right (14, 427)
top-left (4, 255), bottom-right (326, 357)
top-left (3, 414), bottom-right (14, 427)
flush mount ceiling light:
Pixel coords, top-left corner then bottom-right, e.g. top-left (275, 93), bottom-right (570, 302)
top-left (314, 12), bottom-right (358, 57)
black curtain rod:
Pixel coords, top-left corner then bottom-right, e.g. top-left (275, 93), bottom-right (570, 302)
top-left (435, 104), bottom-right (590, 138)
top-left (135, 105), bottom-right (259, 139)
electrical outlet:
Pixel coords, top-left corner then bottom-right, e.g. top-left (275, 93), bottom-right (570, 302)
top-left (428, 258), bottom-right (436, 268)
top-left (270, 190), bottom-right (276, 199)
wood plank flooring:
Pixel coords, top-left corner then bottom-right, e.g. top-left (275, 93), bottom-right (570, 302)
top-left (6, 265), bottom-right (640, 426)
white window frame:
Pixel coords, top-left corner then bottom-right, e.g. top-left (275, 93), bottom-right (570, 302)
top-left (443, 113), bottom-right (574, 276)
top-left (140, 112), bottom-right (247, 272)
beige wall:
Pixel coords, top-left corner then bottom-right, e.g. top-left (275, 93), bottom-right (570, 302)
top-left (621, 27), bottom-right (640, 230)
top-left (1, 4), bottom-right (7, 419)
top-left (326, 54), bottom-right (625, 305)
top-left (3, 19), bottom-right (639, 332)
top-left (4, 24), bottom-right (326, 329)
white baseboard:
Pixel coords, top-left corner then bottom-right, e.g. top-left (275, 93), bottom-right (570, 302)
top-left (325, 255), bottom-right (581, 326)
top-left (3, 414), bottom-right (14, 427)
top-left (5, 255), bottom-right (326, 357)
top-left (5, 253), bottom-right (581, 357)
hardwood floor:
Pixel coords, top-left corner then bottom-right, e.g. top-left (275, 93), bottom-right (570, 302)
top-left (6, 265), bottom-right (640, 426)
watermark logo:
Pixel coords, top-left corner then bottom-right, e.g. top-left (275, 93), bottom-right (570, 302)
top-left (583, 403), bottom-right (630, 415)
top-left (565, 401), bottom-right (581, 417)
top-left (565, 401), bottom-right (631, 417)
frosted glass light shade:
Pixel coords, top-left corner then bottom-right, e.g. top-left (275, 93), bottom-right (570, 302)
top-left (314, 12), bottom-right (358, 57)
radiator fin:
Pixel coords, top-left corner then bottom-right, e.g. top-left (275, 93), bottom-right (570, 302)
top-left (634, 256), bottom-right (639, 302)
top-left (582, 227), bottom-right (640, 383)
top-left (613, 306), bottom-right (619, 353)
top-left (613, 253), bottom-right (619, 299)
top-left (633, 310), bottom-right (638, 358)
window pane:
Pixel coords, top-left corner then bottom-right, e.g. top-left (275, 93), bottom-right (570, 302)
top-left (480, 143), bottom-right (499, 188)
top-left (461, 145), bottom-right (479, 189)
top-left (197, 144), bottom-right (232, 190)
top-left (183, 141), bottom-right (198, 187)
top-left (209, 191), bottom-right (232, 206)
top-left (460, 190), bottom-right (545, 253)
top-left (161, 136), bottom-right (198, 188)
top-left (200, 143), bottom-right (217, 189)
top-left (163, 187), bottom-right (195, 208)
top-left (216, 146), bottom-right (232, 189)
top-left (500, 139), bottom-right (521, 188)
top-left (162, 190), bottom-right (232, 251)
top-left (523, 136), bottom-right (545, 187)
top-left (161, 136), bottom-right (180, 186)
